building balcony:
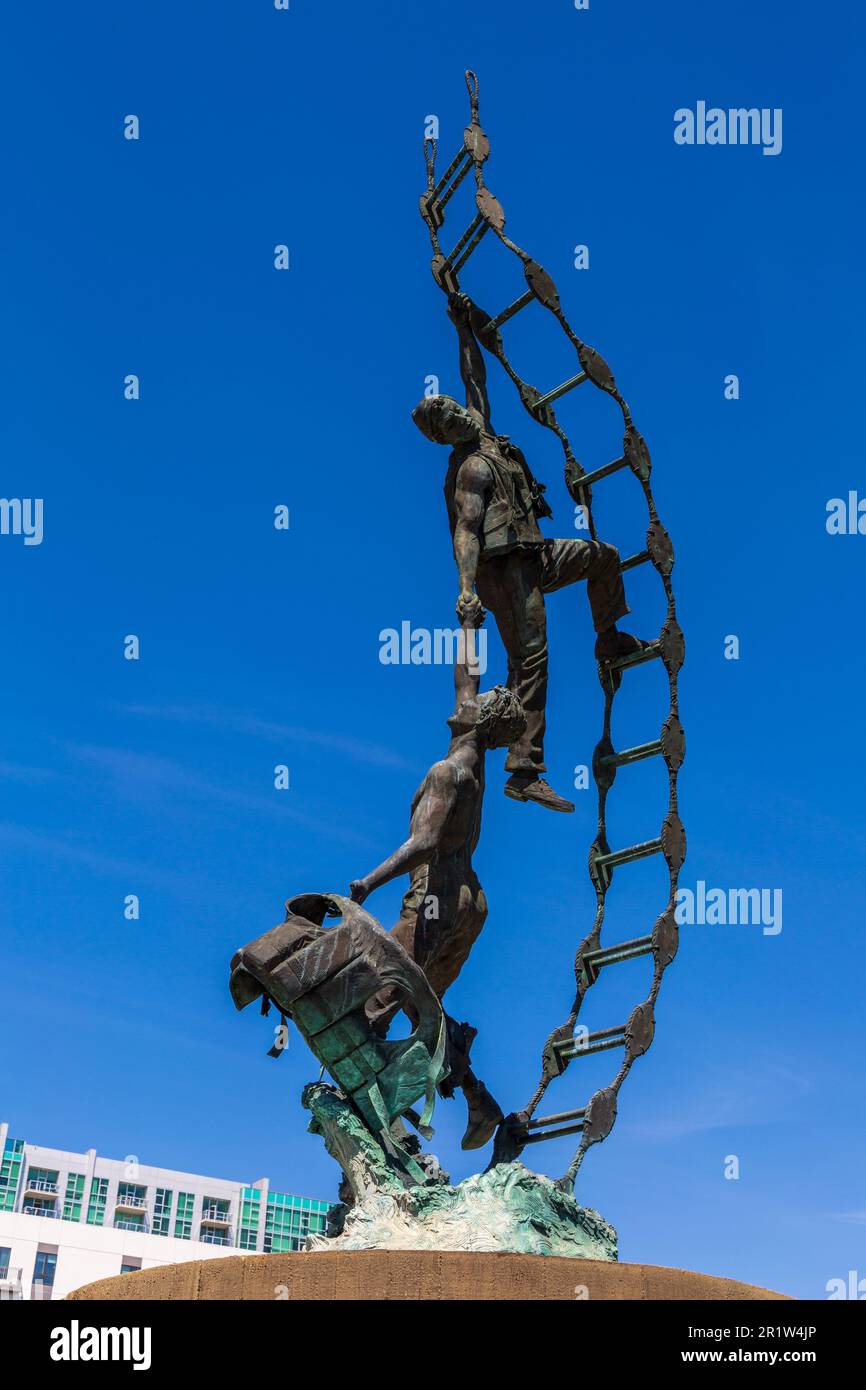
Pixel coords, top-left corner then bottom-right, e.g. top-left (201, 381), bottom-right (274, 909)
top-left (23, 1178), bottom-right (58, 1197)
top-left (0, 1266), bottom-right (23, 1297)
top-left (200, 1207), bottom-right (232, 1226)
top-left (199, 1230), bottom-right (232, 1246)
top-left (114, 1193), bottom-right (148, 1213)
top-left (22, 1204), bottom-right (59, 1217)
top-left (114, 1216), bottom-right (147, 1232)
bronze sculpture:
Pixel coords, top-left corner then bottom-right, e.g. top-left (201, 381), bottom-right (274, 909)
top-left (413, 290), bottom-right (646, 814)
top-left (231, 71), bottom-right (686, 1243)
top-left (350, 626), bottom-right (524, 1150)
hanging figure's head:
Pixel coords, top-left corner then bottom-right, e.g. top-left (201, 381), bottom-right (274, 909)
top-left (448, 684), bottom-right (526, 750)
top-left (412, 394), bottom-right (481, 447)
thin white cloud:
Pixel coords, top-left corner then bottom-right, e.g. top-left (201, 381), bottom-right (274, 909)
top-left (120, 703), bottom-right (416, 771)
top-left (62, 741), bottom-right (373, 845)
top-left (626, 1061), bottom-right (815, 1142)
top-left (0, 761), bottom-right (60, 784)
top-left (0, 821), bottom-right (188, 887)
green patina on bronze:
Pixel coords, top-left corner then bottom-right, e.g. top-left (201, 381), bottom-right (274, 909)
top-left (302, 1082), bottom-right (617, 1261)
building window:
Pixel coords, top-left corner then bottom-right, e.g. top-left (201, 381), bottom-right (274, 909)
top-left (26, 1166), bottom-right (59, 1194)
top-left (264, 1192), bottom-right (331, 1252)
top-left (0, 1139), bottom-right (23, 1211)
top-left (174, 1191), bottom-right (194, 1240)
top-left (32, 1250), bottom-right (57, 1290)
top-left (86, 1176), bottom-right (108, 1226)
top-left (116, 1181), bottom-right (147, 1213)
top-left (63, 1173), bottom-right (84, 1222)
top-left (120, 1258), bottom-right (142, 1275)
top-left (114, 1178), bottom-right (146, 1229)
top-left (23, 1198), bottom-right (58, 1217)
top-left (152, 1187), bottom-right (173, 1236)
top-left (239, 1188), bottom-right (261, 1250)
top-left (23, 1167), bottom-right (59, 1216)
top-left (199, 1231), bottom-right (231, 1246)
top-left (0, 1246), bottom-right (10, 1278)
top-left (201, 1196), bottom-right (229, 1220)
top-left (199, 1196), bottom-right (231, 1243)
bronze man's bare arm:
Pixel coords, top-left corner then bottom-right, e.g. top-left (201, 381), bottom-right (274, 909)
top-left (452, 455), bottom-right (489, 627)
top-left (350, 764), bottom-right (458, 904)
top-left (447, 292), bottom-right (493, 432)
top-left (453, 617), bottom-right (482, 711)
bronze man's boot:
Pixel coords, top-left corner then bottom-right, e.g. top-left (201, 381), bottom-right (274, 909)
top-left (460, 1070), bottom-right (504, 1151)
top-left (504, 772), bottom-right (575, 813)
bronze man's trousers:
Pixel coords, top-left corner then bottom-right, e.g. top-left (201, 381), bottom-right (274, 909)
top-left (475, 538), bottom-right (628, 774)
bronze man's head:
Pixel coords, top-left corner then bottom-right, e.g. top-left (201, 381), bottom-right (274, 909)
top-left (412, 394), bottom-right (481, 447)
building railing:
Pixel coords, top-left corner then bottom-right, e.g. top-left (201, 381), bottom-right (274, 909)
top-left (200, 1206), bottom-right (232, 1224)
top-left (114, 1217), bottom-right (147, 1232)
top-left (24, 1178), bottom-right (58, 1194)
top-left (199, 1230), bottom-right (232, 1246)
top-left (22, 1204), bottom-right (59, 1217)
top-left (0, 1267), bottom-right (23, 1302)
top-left (115, 1193), bottom-right (148, 1209)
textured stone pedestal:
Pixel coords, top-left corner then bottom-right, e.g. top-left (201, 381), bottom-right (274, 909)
top-left (67, 1251), bottom-right (790, 1301)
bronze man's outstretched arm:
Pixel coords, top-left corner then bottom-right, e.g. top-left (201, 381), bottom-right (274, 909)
top-left (349, 764), bottom-right (458, 904)
top-left (447, 292), bottom-right (493, 433)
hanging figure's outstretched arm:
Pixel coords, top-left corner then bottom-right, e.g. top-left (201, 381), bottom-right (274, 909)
top-left (349, 763), bottom-right (457, 905)
top-left (453, 617), bottom-right (482, 712)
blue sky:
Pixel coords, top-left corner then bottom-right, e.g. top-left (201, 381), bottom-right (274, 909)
top-left (1, 0), bottom-right (864, 1300)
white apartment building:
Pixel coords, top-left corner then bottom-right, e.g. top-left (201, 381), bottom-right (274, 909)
top-left (0, 1121), bottom-right (332, 1300)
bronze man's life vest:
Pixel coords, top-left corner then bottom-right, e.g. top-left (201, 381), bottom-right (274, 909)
top-left (445, 436), bottom-right (552, 558)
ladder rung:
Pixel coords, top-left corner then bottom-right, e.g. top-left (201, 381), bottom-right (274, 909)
top-left (555, 1025), bottom-right (628, 1063)
top-left (593, 837), bottom-right (663, 872)
top-left (426, 147), bottom-right (471, 207)
top-left (520, 1121), bottom-right (585, 1146)
top-left (441, 213), bottom-right (485, 271)
top-left (483, 289), bottom-right (534, 335)
top-left (574, 454), bottom-right (627, 491)
top-left (525, 1106), bottom-right (586, 1131)
top-left (619, 548), bottom-right (650, 573)
top-left (581, 935), bottom-right (653, 982)
top-left (532, 372), bottom-right (588, 412)
top-left (433, 159), bottom-right (472, 216)
top-left (451, 220), bottom-right (490, 275)
top-left (599, 738), bottom-right (663, 768)
top-left (579, 1024), bottom-right (625, 1041)
top-left (602, 640), bottom-right (661, 676)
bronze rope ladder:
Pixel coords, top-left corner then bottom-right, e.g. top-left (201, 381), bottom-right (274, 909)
top-left (419, 71), bottom-right (686, 1187)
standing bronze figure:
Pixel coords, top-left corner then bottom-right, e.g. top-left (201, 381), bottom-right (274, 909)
top-left (413, 292), bottom-right (646, 813)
